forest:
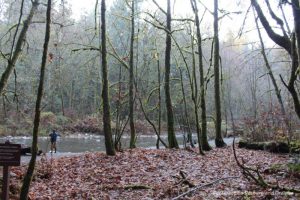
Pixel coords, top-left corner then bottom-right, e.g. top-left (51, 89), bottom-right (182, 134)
top-left (0, 0), bottom-right (299, 199)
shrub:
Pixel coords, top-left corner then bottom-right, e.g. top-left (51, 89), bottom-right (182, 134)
top-left (243, 105), bottom-right (290, 142)
top-left (40, 112), bottom-right (56, 128)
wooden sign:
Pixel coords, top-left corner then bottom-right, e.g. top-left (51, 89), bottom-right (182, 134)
top-left (0, 141), bottom-right (21, 200)
top-left (0, 143), bottom-right (21, 166)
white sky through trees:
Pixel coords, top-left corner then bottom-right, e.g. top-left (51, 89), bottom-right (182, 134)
top-left (71, 0), bottom-right (244, 35)
top-left (70, 0), bottom-right (292, 46)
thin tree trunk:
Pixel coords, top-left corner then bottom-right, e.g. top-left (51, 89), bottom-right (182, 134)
top-left (191, 0), bottom-right (211, 151)
top-left (191, 35), bottom-right (205, 155)
top-left (156, 52), bottom-right (161, 149)
top-left (129, 0), bottom-right (136, 148)
top-left (0, 0), bottom-right (39, 96)
top-left (254, 11), bottom-right (291, 134)
top-left (165, 0), bottom-right (178, 148)
top-left (101, 0), bottom-right (115, 156)
top-left (20, 0), bottom-right (51, 199)
top-left (214, 0), bottom-right (226, 147)
top-left (115, 65), bottom-right (122, 151)
top-left (178, 67), bottom-right (194, 148)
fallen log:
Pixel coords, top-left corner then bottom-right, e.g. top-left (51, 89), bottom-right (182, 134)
top-left (238, 140), bottom-right (297, 154)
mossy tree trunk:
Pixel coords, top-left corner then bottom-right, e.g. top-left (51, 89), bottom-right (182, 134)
top-left (191, 34), bottom-right (205, 155)
top-left (0, 0), bottom-right (39, 96)
top-left (19, 0), bottom-right (51, 199)
top-left (101, 0), bottom-right (115, 156)
top-left (129, 0), bottom-right (136, 149)
top-left (213, 0), bottom-right (226, 147)
top-left (191, 0), bottom-right (211, 151)
top-left (165, 0), bottom-right (178, 148)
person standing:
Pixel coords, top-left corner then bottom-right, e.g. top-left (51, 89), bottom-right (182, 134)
top-left (49, 130), bottom-right (59, 153)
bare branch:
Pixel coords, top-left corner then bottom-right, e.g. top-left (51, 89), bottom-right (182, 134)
top-left (172, 176), bottom-right (239, 200)
top-left (152, 0), bottom-right (167, 15)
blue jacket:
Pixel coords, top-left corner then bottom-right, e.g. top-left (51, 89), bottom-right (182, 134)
top-left (49, 132), bottom-right (58, 142)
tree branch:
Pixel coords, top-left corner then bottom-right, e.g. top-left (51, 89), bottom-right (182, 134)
top-left (172, 176), bottom-right (239, 200)
top-left (152, 0), bottom-right (167, 15)
top-left (251, 0), bottom-right (291, 54)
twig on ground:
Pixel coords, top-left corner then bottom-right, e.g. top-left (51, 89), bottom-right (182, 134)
top-left (124, 184), bottom-right (152, 190)
top-left (172, 176), bottom-right (239, 200)
top-left (173, 170), bottom-right (195, 188)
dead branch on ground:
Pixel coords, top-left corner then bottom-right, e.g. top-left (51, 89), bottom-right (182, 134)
top-left (233, 137), bottom-right (300, 193)
top-left (172, 176), bottom-right (239, 200)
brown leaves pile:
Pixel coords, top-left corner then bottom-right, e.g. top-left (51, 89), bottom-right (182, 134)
top-left (10, 147), bottom-right (299, 199)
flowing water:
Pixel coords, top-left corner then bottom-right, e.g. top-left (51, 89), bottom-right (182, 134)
top-left (0, 133), bottom-right (237, 153)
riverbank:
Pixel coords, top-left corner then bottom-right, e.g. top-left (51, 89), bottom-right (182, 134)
top-left (9, 147), bottom-right (300, 199)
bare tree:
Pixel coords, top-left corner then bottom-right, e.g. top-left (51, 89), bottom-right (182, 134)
top-left (214, 0), bottom-right (226, 147)
top-left (251, 0), bottom-right (300, 119)
top-left (101, 0), bottom-right (115, 156)
top-left (20, 0), bottom-right (52, 199)
top-left (190, 0), bottom-right (211, 151)
top-left (165, 0), bottom-right (178, 148)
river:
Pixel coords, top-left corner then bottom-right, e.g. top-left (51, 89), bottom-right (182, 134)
top-left (0, 133), bottom-right (237, 153)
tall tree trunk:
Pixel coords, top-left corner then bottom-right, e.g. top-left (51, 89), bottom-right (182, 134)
top-left (213, 0), bottom-right (226, 147)
top-left (20, 0), bottom-right (51, 199)
top-left (129, 0), bottom-right (136, 148)
top-left (0, 0), bottom-right (39, 96)
top-left (190, 34), bottom-right (205, 155)
top-left (191, 0), bottom-right (211, 151)
top-left (101, 0), bottom-right (115, 156)
top-left (156, 51), bottom-right (162, 149)
top-left (165, 0), bottom-right (178, 148)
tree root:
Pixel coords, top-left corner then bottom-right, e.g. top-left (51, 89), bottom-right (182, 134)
top-left (233, 137), bottom-right (300, 193)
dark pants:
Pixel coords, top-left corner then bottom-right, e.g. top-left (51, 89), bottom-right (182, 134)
top-left (51, 141), bottom-right (57, 153)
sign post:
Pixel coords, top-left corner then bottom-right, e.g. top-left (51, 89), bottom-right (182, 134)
top-left (0, 141), bottom-right (21, 200)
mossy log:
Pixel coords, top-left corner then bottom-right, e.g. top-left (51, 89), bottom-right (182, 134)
top-left (238, 140), bottom-right (299, 154)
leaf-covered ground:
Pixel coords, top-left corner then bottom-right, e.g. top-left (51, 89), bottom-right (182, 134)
top-left (9, 147), bottom-right (300, 199)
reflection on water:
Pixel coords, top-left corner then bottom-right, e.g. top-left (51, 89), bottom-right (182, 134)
top-left (0, 134), bottom-right (236, 153)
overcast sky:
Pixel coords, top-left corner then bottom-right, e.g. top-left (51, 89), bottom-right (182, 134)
top-left (70, 0), bottom-right (292, 46)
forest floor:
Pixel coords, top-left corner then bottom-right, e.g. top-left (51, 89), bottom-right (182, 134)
top-left (8, 147), bottom-right (300, 200)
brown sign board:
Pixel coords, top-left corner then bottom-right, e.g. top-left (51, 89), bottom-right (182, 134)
top-left (0, 143), bottom-right (21, 166)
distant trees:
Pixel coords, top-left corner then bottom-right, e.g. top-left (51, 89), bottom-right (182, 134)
top-left (0, 0), bottom-right (299, 151)
top-left (251, 0), bottom-right (300, 120)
